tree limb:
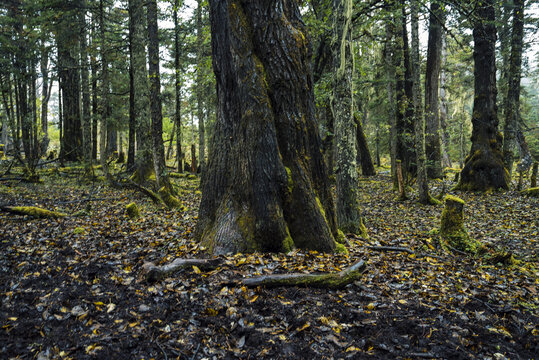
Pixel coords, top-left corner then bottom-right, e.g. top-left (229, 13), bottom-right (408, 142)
top-left (143, 258), bottom-right (223, 282)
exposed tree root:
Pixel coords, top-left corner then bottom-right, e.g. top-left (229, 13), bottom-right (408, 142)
top-left (143, 258), bottom-right (223, 282)
top-left (242, 260), bottom-right (366, 289)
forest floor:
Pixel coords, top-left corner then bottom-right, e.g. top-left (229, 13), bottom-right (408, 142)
top-left (0, 163), bottom-right (537, 360)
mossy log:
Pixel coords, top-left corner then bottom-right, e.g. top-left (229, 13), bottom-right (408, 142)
top-left (126, 203), bottom-right (141, 219)
top-left (439, 195), bottom-right (481, 254)
top-left (520, 187), bottom-right (539, 197)
top-left (1, 206), bottom-right (66, 218)
top-left (143, 258), bottom-right (223, 282)
top-left (242, 260), bottom-right (366, 289)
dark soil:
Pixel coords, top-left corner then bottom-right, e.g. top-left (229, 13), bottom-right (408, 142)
top-left (1, 169), bottom-right (537, 359)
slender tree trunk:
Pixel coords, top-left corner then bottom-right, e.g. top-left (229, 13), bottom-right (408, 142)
top-left (502, 0), bottom-right (525, 176)
top-left (457, 0), bottom-right (508, 191)
top-left (411, 0), bottom-right (431, 204)
top-left (91, 17), bottom-right (98, 161)
top-left (196, 0), bottom-right (206, 173)
top-left (129, 0), bottom-right (153, 181)
top-left (331, 0), bottom-right (366, 235)
top-left (40, 37), bottom-right (50, 156)
top-left (99, 0), bottom-right (110, 176)
top-left (58, 87), bottom-right (64, 164)
top-left (355, 113), bottom-right (375, 176)
top-left (197, 0), bottom-right (338, 254)
top-left (440, 32), bottom-right (451, 168)
top-left (424, 0), bottom-right (444, 179)
top-left (147, 0), bottom-right (170, 189)
top-left (81, 5), bottom-right (92, 163)
top-left (127, 26), bottom-right (136, 169)
top-left (174, 0), bottom-right (183, 172)
top-left (384, 21), bottom-right (397, 183)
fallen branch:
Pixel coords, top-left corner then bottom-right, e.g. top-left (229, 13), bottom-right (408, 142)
top-left (142, 258), bottom-right (223, 282)
top-left (242, 260), bottom-right (366, 289)
top-left (367, 245), bottom-right (414, 254)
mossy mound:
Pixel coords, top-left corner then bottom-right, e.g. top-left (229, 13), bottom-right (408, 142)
top-left (159, 187), bottom-right (182, 209)
top-left (126, 203), bottom-right (141, 219)
top-left (456, 148), bottom-right (509, 191)
top-left (520, 187), bottom-right (539, 197)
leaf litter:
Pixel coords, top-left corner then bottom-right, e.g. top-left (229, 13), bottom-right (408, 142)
top-left (0, 171), bottom-right (537, 359)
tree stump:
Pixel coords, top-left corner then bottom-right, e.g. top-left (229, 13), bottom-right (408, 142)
top-left (531, 162), bottom-right (538, 188)
top-left (439, 195), bottom-right (481, 253)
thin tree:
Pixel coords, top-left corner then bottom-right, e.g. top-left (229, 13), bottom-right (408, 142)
top-left (196, 0), bottom-right (205, 173)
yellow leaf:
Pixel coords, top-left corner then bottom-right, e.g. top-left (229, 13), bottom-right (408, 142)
top-left (278, 334), bottom-right (286, 341)
top-left (346, 346), bottom-right (360, 352)
top-left (192, 265), bottom-right (201, 274)
top-left (60, 307), bottom-right (68, 313)
top-left (236, 257), bottom-right (246, 266)
top-left (398, 299), bottom-right (407, 305)
top-left (366, 303), bottom-right (376, 310)
top-left (106, 303), bottom-right (116, 313)
top-left (249, 295), bottom-right (259, 303)
top-left (8, 317), bottom-right (17, 321)
top-left (93, 301), bottom-right (105, 306)
top-left (296, 322), bottom-right (310, 332)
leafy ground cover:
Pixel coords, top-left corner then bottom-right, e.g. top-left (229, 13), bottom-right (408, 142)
top-left (1, 167), bottom-right (537, 359)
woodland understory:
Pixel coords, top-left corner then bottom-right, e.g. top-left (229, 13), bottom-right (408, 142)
top-left (0, 165), bottom-right (537, 360)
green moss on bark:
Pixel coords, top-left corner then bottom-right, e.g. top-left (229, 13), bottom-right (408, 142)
top-left (439, 195), bottom-right (481, 254)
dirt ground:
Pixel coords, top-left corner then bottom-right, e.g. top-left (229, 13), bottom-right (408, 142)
top-left (1, 169), bottom-right (537, 359)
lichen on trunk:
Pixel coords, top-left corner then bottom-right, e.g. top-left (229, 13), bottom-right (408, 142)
top-left (197, 1), bottom-right (337, 255)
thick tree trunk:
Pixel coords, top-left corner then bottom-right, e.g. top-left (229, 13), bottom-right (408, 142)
top-left (196, 0), bottom-right (206, 173)
top-left (424, 1), bottom-right (444, 179)
top-left (147, 0), bottom-right (171, 190)
top-left (502, 0), bottom-right (525, 176)
top-left (457, 0), bottom-right (508, 191)
top-left (332, 0), bottom-right (366, 235)
top-left (197, 0), bottom-right (338, 255)
top-left (411, 0), bottom-right (431, 204)
top-left (129, 0), bottom-right (153, 182)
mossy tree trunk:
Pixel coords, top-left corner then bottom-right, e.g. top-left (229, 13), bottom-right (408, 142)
top-left (331, 0), bottom-right (366, 235)
top-left (458, 0), bottom-right (509, 191)
top-left (196, 0), bottom-right (206, 174)
top-left (173, 0), bottom-right (183, 173)
top-left (424, 0), bottom-right (444, 179)
top-left (128, 0), bottom-right (153, 182)
top-left (502, 0), bottom-right (525, 176)
top-left (355, 113), bottom-right (375, 177)
top-left (197, 0), bottom-right (338, 255)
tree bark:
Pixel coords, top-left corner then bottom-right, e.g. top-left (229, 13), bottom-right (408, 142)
top-left (355, 112), bottom-right (375, 177)
top-left (80, 4), bottom-right (92, 163)
top-left (91, 16), bottom-right (98, 161)
top-left (99, 0), bottom-right (110, 177)
top-left (174, 0), bottom-right (183, 173)
top-left (129, 0), bottom-right (153, 182)
top-left (424, 1), bottom-right (444, 179)
top-left (332, 0), bottom-right (366, 235)
top-left (40, 35), bottom-right (50, 157)
top-left (502, 0), bottom-right (525, 176)
top-left (197, 0), bottom-right (338, 255)
top-left (457, 0), bottom-right (509, 191)
top-left (384, 21), bottom-right (397, 184)
top-left (196, 0), bottom-right (206, 173)
top-left (411, 0), bottom-right (431, 204)
top-left (147, 0), bottom-right (171, 190)
top-left (440, 32), bottom-right (451, 168)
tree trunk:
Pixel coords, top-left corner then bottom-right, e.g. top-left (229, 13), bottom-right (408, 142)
top-left (424, 1), bottom-right (444, 179)
top-left (80, 5), bottom-right (92, 163)
top-left (174, 0), bottom-right (183, 173)
top-left (355, 114), bottom-right (375, 177)
top-left (384, 21), bottom-right (397, 184)
top-left (129, 0), bottom-right (153, 182)
top-left (411, 0), bottom-right (431, 204)
top-left (40, 35), bottom-right (50, 157)
top-left (91, 16), bottom-right (98, 161)
top-left (502, 0), bottom-right (525, 176)
top-left (197, 0), bottom-right (338, 254)
top-left (395, 2), bottom-right (415, 180)
top-left (457, 0), bottom-right (508, 191)
top-left (56, 3), bottom-right (82, 162)
top-left (147, 0), bottom-right (171, 190)
top-left (196, 0), bottom-right (206, 173)
top-left (331, 0), bottom-right (366, 235)
top-left (99, 0), bottom-right (110, 176)
top-left (440, 32), bottom-right (451, 169)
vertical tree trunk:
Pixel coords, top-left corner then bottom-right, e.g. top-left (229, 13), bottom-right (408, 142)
top-left (355, 113), bottom-right (375, 176)
top-left (424, 1), bottom-right (444, 179)
top-left (502, 0), bottom-right (525, 176)
top-left (128, 0), bottom-right (153, 181)
top-left (384, 21), bottom-right (397, 184)
top-left (99, 0), bottom-right (110, 177)
top-left (91, 17), bottom-right (98, 161)
top-left (197, 0), bottom-right (338, 254)
top-left (173, 0), bottom-right (183, 173)
top-left (127, 27), bottom-right (136, 169)
top-left (40, 36), bottom-right (50, 156)
top-left (457, 0), bottom-right (508, 191)
top-left (196, 0), bottom-right (206, 173)
top-left (147, 0), bottom-right (171, 189)
top-left (331, 0), bottom-right (366, 235)
top-left (80, 5), bottom-right (92, 163)
top-left (411, 0), bottom-right (431, 204)
top-left (440, 32), bottom-right (451, 168)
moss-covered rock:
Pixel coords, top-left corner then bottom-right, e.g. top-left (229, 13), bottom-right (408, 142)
top-left (126, 203), bottom-right (141, 219)
top-left (439, 195), bottom-right (482, 254)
